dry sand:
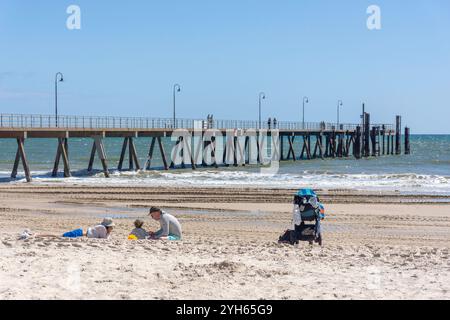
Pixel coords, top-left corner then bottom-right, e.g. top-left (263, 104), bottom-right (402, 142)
top-left (0, 185), bottom-right (449, 300)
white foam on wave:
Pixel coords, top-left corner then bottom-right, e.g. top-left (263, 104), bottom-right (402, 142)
top-left (4, 169), bottom-right (450, 195)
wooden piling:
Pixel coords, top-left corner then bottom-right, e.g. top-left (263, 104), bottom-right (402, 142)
top-left (183, 136), bottom-right (196, 170)
top-left (330, 130), bottom-right (336, 158)
top-left (391, 134), bottom-right (394, 155)
top-left (313, 134), bottom-right (324, 159)
top-left (211, 136), bottom-right (219, 168)
top-left (364, 113), bottom-right (370, 157)
top-left (157, 137), bottom-right (169, 170)
top-left (170, 136), bottom-right (182, 169)
top-left (88, 141), bottom-right (96, 172)
top-left (129, 137), bottom-right (140, 170)
top-left (300, 135), bottom-right (311, 160)
top-left (337, 134), bottom-right (343, 157)
top-left (87, 137), bottom-right (110, 177)
top-left (118, 137), bottom-right (140, 171)
top-left (52, 138), bottom-right (72, 177)
top-left (405, 127), bottom-right (411, 155)
top-left (324, 134), bottom-right (330, 158)
top-left (371, 127), bottom-right (381, 156)
top-left (11, 138), bottom-right (32, 182)
top-left (287, 135), bottom-right (296, 161)
top-left (386, 132), bottom-right (390, 155)
top-left (244, 136), bottom-right (250, 165)
top-left (145, 137), bottom-right (157, 170)
top-left (280, 135), bottom-right (284, 161)
top-left (118, 137), bottom-right (128, 171)
top-left (395, 116), bottom-right (402, 155)
top-left (354, 126), bottom-right (362, 159)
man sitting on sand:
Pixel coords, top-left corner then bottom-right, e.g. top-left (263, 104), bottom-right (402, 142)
top-left (20, 218), bottom-right (115, 240)
top-left (148, 207), bottom-right (182, 241)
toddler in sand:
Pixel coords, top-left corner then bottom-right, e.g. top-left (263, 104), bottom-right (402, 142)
top-left (129, 219), bottom-right (149, 240)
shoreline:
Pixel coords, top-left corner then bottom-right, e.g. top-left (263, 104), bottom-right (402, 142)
top-left (1, 184), bottom-right (449, 204)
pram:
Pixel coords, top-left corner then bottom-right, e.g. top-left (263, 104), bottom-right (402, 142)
top-left (279, 189), bottom-right (325, 246)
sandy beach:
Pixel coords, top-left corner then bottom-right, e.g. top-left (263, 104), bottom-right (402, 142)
top-left (0, 184), bottom-right (449, 300)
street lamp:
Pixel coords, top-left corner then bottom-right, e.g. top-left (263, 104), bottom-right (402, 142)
top-left (173, 84), bottom-right (181, 129)
top-left (337, 100), bottom-right (343, 128)
top-left (302, 96), bottom-right (309, 129)
top-left (258, 92), bottom-right (266, 129)
top-left (55, 72), bottom-right (64, 127)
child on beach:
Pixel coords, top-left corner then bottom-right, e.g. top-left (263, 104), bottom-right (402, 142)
top-left (19, 218), bottom-right (115, 240)
top-left (128, 219), bottom-right (149, 240)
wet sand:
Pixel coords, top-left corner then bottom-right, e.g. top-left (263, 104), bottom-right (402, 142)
top-left (0, 184), bottom-right (449, 300)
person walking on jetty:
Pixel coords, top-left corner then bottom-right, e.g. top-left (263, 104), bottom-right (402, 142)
top-left (148, 207), bottom-right (182, 241)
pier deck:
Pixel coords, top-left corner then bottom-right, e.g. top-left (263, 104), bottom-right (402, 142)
top-left (0, 114), bottom-right (409, 182)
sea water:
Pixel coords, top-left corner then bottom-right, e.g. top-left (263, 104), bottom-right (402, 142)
top-left (0, 135), bottom-right (449, 195)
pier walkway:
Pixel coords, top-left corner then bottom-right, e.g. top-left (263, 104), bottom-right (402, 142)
top-left (0, 114), bottom-right (409, 182)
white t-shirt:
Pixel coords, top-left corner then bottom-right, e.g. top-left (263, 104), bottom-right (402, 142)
top-left (86, 225), bottom-right (109, 239)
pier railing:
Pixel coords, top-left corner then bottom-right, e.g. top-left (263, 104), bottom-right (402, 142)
top-left (0, 114), bottom-right (394, 131)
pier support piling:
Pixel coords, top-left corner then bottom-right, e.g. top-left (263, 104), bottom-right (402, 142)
top-left (52, 138), bottom-right (71, 177)
top-left (313, 134), bottom-right (324, 159)
top-left (287, 135), bottom-right (296, 161)
top-left (11, 138), bottom-right (32, 182)
top-left (87, 137), bottom-right (110, 178)
top-left (158, 137), bottom-right (169, 170)
top-left (118, 137), bottom-right (140, 171)
top-left (364, 113), bottom-right (371, 157)
top-left (395, 116), bottom-right (402, 155)
top-left (405, 127), bottom-right (411, 155)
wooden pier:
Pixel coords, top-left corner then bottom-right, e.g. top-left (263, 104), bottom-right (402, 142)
top-left (0, 113), bottom-right (410, 182)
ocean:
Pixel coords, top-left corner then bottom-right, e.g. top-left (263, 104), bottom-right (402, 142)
top-left (0, 135), bottom-right (449, 195)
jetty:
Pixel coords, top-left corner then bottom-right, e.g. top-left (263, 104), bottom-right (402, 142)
top-left (0, 112), bottom-right (411, 182)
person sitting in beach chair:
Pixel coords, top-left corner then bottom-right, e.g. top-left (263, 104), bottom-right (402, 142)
top-left (128, 219), bottom-right (149, 240)
top-left (20, 218), bottom-right (115, 240)
top-left (148, 207), bottom-right (182, 241)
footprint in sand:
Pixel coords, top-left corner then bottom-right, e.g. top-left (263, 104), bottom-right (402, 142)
top-left (71, 243), bottom-right (83, 248)
top-left (2, 240), bottom-right (12, 247)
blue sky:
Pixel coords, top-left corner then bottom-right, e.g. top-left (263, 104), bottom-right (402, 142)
top-left (0, 0), bottom-right (449, 133)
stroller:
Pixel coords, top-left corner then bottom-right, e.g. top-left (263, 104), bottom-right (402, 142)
top-left (279, 189), bottom-right (325, 246)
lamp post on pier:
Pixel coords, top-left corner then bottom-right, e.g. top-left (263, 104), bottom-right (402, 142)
top-left (55, 72), bottom-right (64, 128)
top-left (302, 96), bottom-right (309, 129)
top-left (337, 100), bottom-right (343, 128)
top-left (258, 92), bottom-right (266, 129)
top-left (173, 84), bottom-right (181, 129)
